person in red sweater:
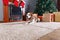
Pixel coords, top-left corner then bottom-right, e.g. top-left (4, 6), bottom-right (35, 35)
top-left (3, 0), bottom-right (9, 6)
top-left (14, 0), bottom-right (25, 15)
top-left (12, 0), bottom-right (25, 21)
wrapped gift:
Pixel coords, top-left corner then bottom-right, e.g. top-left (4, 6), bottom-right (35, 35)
top-left (42, 13), bottom-right (55, 22)
top-left (38, 16), bottom-right (43, 22)
top-left (54, 12), bottom-right (60, 22)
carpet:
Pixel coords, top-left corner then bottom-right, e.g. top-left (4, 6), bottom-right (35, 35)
top-left (0, 22), bottom-right (60, 40)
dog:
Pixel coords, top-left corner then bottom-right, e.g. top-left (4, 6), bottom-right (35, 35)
top-left (26, 12), bottom-right (32, 21)
top-left (26, 12), bottom-right (40, 24)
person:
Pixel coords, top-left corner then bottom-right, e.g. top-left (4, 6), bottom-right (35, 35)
top-left (20, 0), bottom-right (25, 16)
top-left (12, 0), bottom-right (25, 21)
top-left (3, 0), bottom-right (9, 6)
top-left (19, 0), bottom-right (25, 21)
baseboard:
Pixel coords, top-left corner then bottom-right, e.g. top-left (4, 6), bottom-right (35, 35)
top-left (0, 21), bottom-right (4, 23)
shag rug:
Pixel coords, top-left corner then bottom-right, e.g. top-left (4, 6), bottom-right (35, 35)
top-left (0, 22), bottom-right (60, 40)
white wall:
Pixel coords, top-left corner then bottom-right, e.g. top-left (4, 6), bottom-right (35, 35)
top-left (24, 0), bottom-right (37, 13)
top-left (0, 0), bottom-right (3, 21)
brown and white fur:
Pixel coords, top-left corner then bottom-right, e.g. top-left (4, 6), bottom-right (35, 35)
top-left (26, 12), bottom-right (40, 24)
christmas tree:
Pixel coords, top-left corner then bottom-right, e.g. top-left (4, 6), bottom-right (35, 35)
top-left (34, 0), bottom-right (57, 16)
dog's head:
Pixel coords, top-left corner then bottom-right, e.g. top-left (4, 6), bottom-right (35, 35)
top-left (27, 12), bottom-right (32, 18)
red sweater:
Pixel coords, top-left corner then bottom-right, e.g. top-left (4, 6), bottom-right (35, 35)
top-left (3, 0), bottom-right (9, 6)
top-left (14, 0), bottom-right (25, 8)
top-left (20, 1), bottom-right (25, 8)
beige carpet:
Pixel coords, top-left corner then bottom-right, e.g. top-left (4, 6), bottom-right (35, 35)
top-left (0, 22), bottom-right (60, 40)
top-left (40, 29), bottom-right (60, 40)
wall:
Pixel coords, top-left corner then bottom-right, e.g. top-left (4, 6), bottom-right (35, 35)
top-left (24, 0), bottom-right (37, 13)
top-left (0, 0), bottom-right (3, 21)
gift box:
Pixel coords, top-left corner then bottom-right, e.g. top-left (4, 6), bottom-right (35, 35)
top-left (38, 16), bottom-right (43, 22)
top-left (54, 12), bottom-right (60, 22)
top-left (42, 13), bottom-right (55, 22)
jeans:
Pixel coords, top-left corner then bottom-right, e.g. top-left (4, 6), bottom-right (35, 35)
top-left (10, 5), bottom-right (22, 21)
